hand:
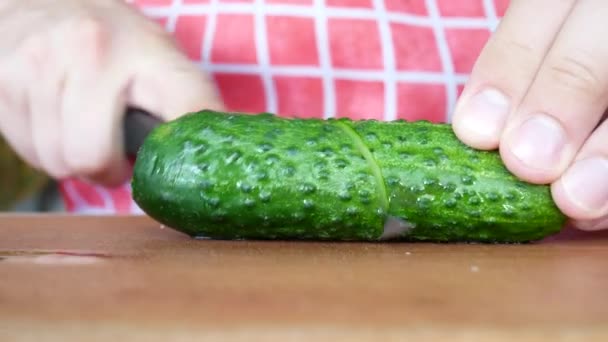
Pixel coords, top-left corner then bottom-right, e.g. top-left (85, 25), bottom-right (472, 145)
top-left (451, 0), bottom-right (608, 231)
top-left (0, 0), bottom-right (223, 187)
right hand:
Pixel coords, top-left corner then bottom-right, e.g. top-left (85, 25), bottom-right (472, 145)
top-left (0, 0), bottom-right (223, 187)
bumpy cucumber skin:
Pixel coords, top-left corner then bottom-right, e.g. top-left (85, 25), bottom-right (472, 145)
top-left (132, 111), bottom-right (386, 240)
top-left (132, 110), bottom-right (567, 243)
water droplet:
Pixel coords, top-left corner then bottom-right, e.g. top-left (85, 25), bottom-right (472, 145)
top-left (237, 181), bottom-right (252, 193)
top-left (376, 207), bottom-right (385, 216)
top-left (265, 154), bottom-right (281, 165)
top-left (207, 197), bottom-right (220, 207)
top-left (222, 134), bottom-right (236, 144)
top-left (365, 132), bottom-right (378, 141)
top-left (486, 192), bottom-right (500, 202)
top-left (340, 143), bottom-right (352, 152)
top-left (461, 175), bottom-right (475, 185)
top-left (335, 158), bottom-right (349, 168)
top-left (423, 178), bottom-right (437, 186)
top-left (382, 141), bottom-right (393, 149)
top-left (281, 166), bottom-right (296, 177)
top-left (468, 210), bottom-right (481, 217)
top-left (338, 191), bottom-right (352, 201)
top-left (303, 199), bottom-right (314, 209)
top-left (317, 170), bottom-right (330, 180)
top-left (444, 198), bottom-right (457, 208)
top-left (409, 184), bottom-right (425, 193)
top-left (358, 189), bottom-right (371, 198)
top-left (259, 191), bottom-right (271, 202)
top-left (299, 183), bottom-right (317, 194)
top-left (314, 160), bottom-right (328, 170)
top-left (255, 171), bottom-right (268, 181)
top-left (502, 205), bottom-right (516, 217)
top-left (424, 159), bottom-right (436, 167)
top-left (243, 198), bottom-right (256, 207)
top-left (504, 191), bottom-right (519, 202)
top-left (417, 195), bottom-right (434, 210)
top-left (386, 177), bottom-right (399, 186)
top-left (287, 146), bottom-right (299, 155)
top-left (292, 212), bottom-right (305, 222)
top-left (440, 182), bottom-right (456, 192)
top-left (225, 150), bottom-right (242, 164)
top-left (433, 147), bottom-right (444, 155)
top-left (468, 196), bottom-right (481, 205)
top-left (319, 147), bottom-right (334, 157)
top-left (211, 211), bottom-right (227, 222)
top-left (306, 138), bottom-right (318, 146)
top-left (200, 179), bottom-right (214, 190)
top-left (257, 142), bottom-right (273, 153)
top-left (346, 207), bottom-right (359, 216)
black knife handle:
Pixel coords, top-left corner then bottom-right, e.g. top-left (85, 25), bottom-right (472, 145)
top-left (123, 108), bottom-right (163, 157)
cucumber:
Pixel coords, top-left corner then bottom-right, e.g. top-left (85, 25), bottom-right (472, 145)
top-left (131, 110), bottom-right (567, 243)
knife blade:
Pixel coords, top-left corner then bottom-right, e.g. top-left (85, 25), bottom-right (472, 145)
top-left (123, 108), bottom-right (163, 157)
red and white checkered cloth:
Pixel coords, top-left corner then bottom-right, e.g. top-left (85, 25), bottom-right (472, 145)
top-left (59, 0), bottom-right (509, 214)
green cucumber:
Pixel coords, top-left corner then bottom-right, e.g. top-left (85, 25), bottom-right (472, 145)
top-left (131, 110), bottom-right (566, 243)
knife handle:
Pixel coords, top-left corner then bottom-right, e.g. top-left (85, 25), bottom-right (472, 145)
top-left (123, 108), bottom-right (163, 157)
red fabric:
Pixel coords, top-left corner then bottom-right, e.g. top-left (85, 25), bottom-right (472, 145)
top-left (62, 0), bottom-right (507, 214)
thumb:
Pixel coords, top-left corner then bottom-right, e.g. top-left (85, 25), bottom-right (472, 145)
top-left (128, 58), bottom-right (224, 122)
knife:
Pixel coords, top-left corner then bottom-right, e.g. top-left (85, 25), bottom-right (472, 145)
top-left (123, 108), bottom-right (163, 157)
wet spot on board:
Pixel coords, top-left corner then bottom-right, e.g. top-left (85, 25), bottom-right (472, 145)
top-left (0, 250), bottom-right (110, 265)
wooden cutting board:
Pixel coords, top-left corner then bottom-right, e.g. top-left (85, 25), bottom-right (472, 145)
top-left (1, 214), bottom-right (608, 341)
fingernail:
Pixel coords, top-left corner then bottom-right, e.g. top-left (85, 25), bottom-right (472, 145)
top-left (561, 157), bottom-right (608, 215)
top-left (573, 218), bottom-right (608, 231)
top-left (507, 114), bottom-right (566, 170)
top-left (455, 88), bottom-right (510, 140)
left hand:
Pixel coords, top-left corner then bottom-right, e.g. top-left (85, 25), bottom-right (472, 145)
top-left (451, 0), bottom-right (608, 231)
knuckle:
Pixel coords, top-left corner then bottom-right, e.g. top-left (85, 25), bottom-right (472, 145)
top-left (70, 16), bottom-right (109, 67)
top-left (18, 35), bottom-right (48, 75)
top-left (479, 35), bottom-right (541, 77)
top-left (64, 145), bottom-right (113, 177)
top-left (546, 54), bottom-right (604, 98)
top-left (37, 149), bottom-right (71, 180)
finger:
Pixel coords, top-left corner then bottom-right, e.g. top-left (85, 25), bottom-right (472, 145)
top-left (452, 0), bottom-right (576, 150)
top-left (551, 117), bottom-right (608, 222)
top-left (572, 216), bottom-right (608, 231)
top-left (24, 33), bottom-right (70, 179)
top-left (0, 36), bottom-right (41, 169)
top-left (499, 0), bottom-right (608, 184)
top-left (60, 18), bottom-right (130, 187)
top-left (128, 52), bottom-right (224, 122)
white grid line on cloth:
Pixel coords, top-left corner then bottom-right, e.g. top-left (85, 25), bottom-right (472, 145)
top-left (61, 182), bottom-right (113, 214)
top-left (482, 0), bottom-right (500, 32)
top-left (313, 0), bottom-right (336, 119)
top-left (201, 0), bottom-right (219, 63)
top-left (254, 0), bottom-right (278, 113)
top-left (165, 0), bottom-right (183, 32)
top-left (425, 0), bottom-right (457, 123)
top-left (141, 4), bottom-right (493, 29)
top-left (373, 0), bottom-right (397, 121)
top-left (200, 63), bottom-right (470, 84)
top-left (97, 187), bottom-right (116, 213)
